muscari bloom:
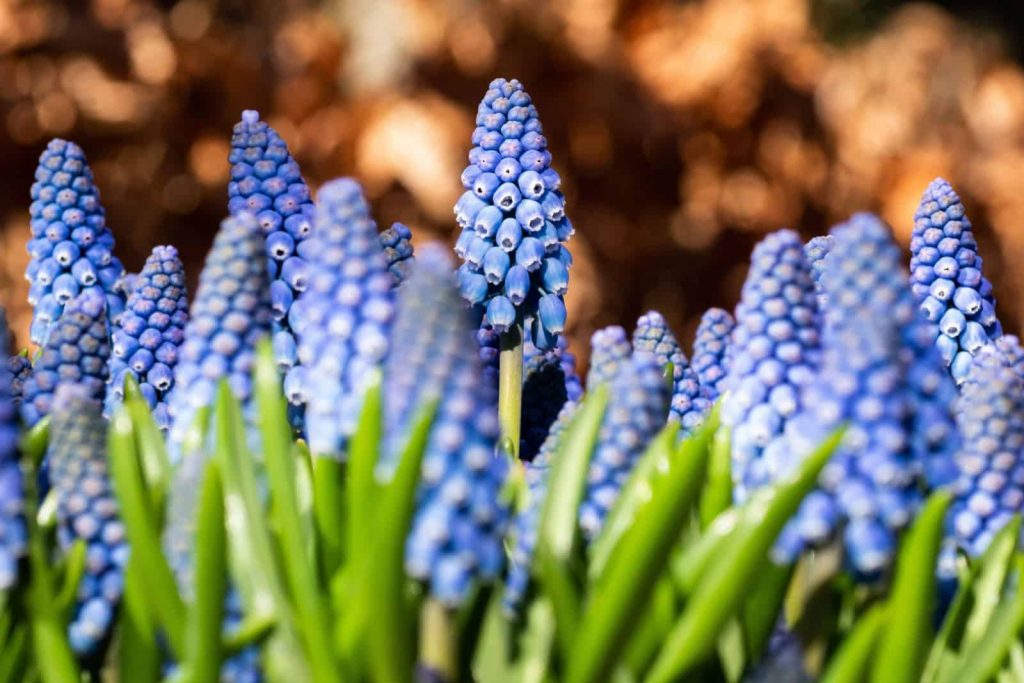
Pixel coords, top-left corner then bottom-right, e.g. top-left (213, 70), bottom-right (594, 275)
top-left (47, 385), bottom-right (127, 659)
top-left (804, 234), bottom-right (833, 306)
top-left (21, 291), bottom-right (110, 428)
top-left (396, 248), bottom-right (509, 606)
top-left (633, 311), bottom-right (711, 433)
top-left (586, 326), bottom-right (632, 389)
top-left (379, 221), bottom-right (416, 285)
top-left (722, 230), bottom-right (821, 504)
top-left (8, 353), bottom-right (32, 408)
top-left (910, 178), bottom-right (1001, 383)
top-left (166, 213), bottom-right (272, 463)
top-left (950, 341), bottom-right (1024, 558)
top-left (0, 312), bottom-right (24, 593)
top-left (26, 139), bottom-right (125, 347)
top-left (525, 333), bottom-right (583, 402)
top-left (105, 245), bottom-right (188, 430)
top-left (294, 179), bottom-right (395, 457)
top-left (579, 351), bottom-right (671, 540)
top-left (691, 307), bottom-right (735, 402)
top-left (454, 78), bottom-right (573, 350)
top-left (521, 353), bottom-right (569, 461)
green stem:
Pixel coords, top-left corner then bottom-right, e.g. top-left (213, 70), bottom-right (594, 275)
top-left (419, 599), bottom-right (458, 683)
top-left (498, 326), bottom-right (524, 461)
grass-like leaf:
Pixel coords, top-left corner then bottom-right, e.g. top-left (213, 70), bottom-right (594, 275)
top-left (962, 516), bottom-right (1021, 651)
top-left (118, 558), bottom-right (160, 683)
top-left (699, 425), bottom-right (732, 529)
top-left (123, 375), bottom-right (172, 515)
top-left (185, 459), bottom-right (227, 683)
top-left (821, 603), bottom-right (887, 683)
top-left (53, 540), bottom-right (85, 616)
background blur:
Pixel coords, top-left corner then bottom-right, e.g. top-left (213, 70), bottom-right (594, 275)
top-left (3, 0), bottom-right (1024, 368)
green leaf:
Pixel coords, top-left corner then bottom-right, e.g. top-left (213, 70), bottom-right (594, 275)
top-left (313, 458), bottom-right (345, 581)
top-left (108, 407), bottom-right (186, 659)
top-left (620, 576), bottom-right (677, 679)
top-left (924, 553), bottom-right (978, 683)
top-left (699, 426), bottom-right (732, 529)
top-left (645, 427), bottom-right (843, 683)
top-left (963, 516), bottom-right (1021, 651)
top-left (566, 408), bottom-right (718, 683)
top-left (365, 401), bottom-right (437, 683)
top-left (19, 416), bottom-right (49, 467)
top-left (185, 460), bottom-right (228, 683)
top-left (671, 505), bottom-right (744, 596)
top-left (223, 615), bottom-right (277, 658)
top-left (0, 623), bottom-right (28, 683)
top-left (118, 558), bottom-right (160, 683)
top-left (255, 340), bottom-right (340, 683)
top-left (347, 375), bottom-right (383, 564)
top-left (871, 490), bottom-right (952, 683)
top-left (124, 374), bottom-right (172, 515)
top-left (539, 387), bottom-right (609, 563)
top-left (820, 603), bottom-right (887, 683)
top-left (54, 540), bottom-right (86, 616)
top-left (741, 560), bottom-right (794, 664)
top-left (535, 541), bottom-right (582, 660)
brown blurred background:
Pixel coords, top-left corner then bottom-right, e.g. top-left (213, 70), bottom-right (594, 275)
top-left (3, 0), bottom-right (1024, 369)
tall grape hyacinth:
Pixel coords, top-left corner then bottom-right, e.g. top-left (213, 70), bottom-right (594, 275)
top-left (379, 221), bottom-right (416, 285)
top-left (520, 353), bottom-right (569, 461)
top-left (722, 230), bottom-right (821, 504)
top-left (910, 178), bottom-right (1001, 383)
top-left (950, 342), bottom-right (1024, 558)
top-left (166, 213), bottom-right (272, 463)
top-left (8, 353), bottom-right (31, 408)
top-left (294, 179), bottom-right (395, 457)
top-left (47, 385), bottom-right (127, 658)
top-left (398, 249), bottom-right (509, 606)
top-left (20, 291), bottom-right (110, 428)
top-left (524, 334), bottom-right (583, 402)
top-left (104, 245), bottom-right (188, 430)
top-left (805, 234), bottom-right (833, 306)
top-left (0, 313), bottom-right (23, 592)
top-left (454, 78), bottom-right (573, 350)
top-left (579, 352), bottom-right (671, 539)
top-left (26, 139), bottom-right (125, 347)
top-left (633, 311), bottom-right (711, 432)
top-left (691, 307), bottom-right (735, 401)
top-left (228, 110), bottom-right (315, 404)
top-left (586, 326), bottom-right (632, 389)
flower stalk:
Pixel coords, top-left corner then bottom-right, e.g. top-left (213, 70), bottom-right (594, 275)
top-left (499, 326), bottom-right (524, 461)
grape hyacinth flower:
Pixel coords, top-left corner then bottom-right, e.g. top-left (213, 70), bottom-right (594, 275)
top-left (20, 291), bottom-right (110, 428)
top-left (228, 110), bottom-right (315, 405)
top-left (475, 323), bottom-right (501, 391)
top-left (520, 353), bottom-right (569, 461)
top-left (397, 249), bottom-right (509, 606)
top-left (691, 307), bottom-right (735, 402)
top-left (586, 326), bottom-right (632, 389)
top-left (804, 234), bottom-right (833, 306)
top-left (995, 334), bottom-right (1024, 382)
top-left (722, 230), bottom-right (821, 504)
top-left (295, 179), bottom-right (395, 457)
top-left (454, 78), bottom-right (573, 350)
top-left (0, 313), bottom-right (24, 592)
top-left (104, 245), bottom-right (188, 430)
top-left (166, 214), bottom-right (272, 464)
top-left (47, 385), bottom-right (127, 659)
top-left (579, 352), bottom-right (671, 539)
top-left (8, 353), bottom-right (32, 408)
top-left (910, 178), bottom-right (1001, 383)
top-left (950, 342), bottom-right (1024, 558)
top-left (524, 333), bottom-right (583, 402)
top-left (633, 311), bottom-right (711, 433)
top-left (379, 221), bottom-right (416, 285)
top-left (26, 139), bottom-right (125, 347)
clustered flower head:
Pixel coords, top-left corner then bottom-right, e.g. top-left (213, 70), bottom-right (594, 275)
top-left (26, 139), bottom-right (125, 347)
top-left (691, 307), bottom-right (735, 402)
top-left (294, 178), bottom-right (395, 457)
top-left (21, 291), bottom-right (110, 428)
top-left (47, 384), bottom-right (127, 658)
top-left (579, 350), bottom-right (671, 540)
top-left (520, 353), bottom-right (570, 461)
top-left (0, 313), bottom-right (24, 593)
top-left (586, 326), bottom-right (632, 389)
top-left (454, 78), bottom-right (573, 351)
top-left (229, 110), bottom-right (315, 402)
top-left (524, 333), bottom-right (583, 402)
top-left (105, 245), bottom-right (188, 430)
top-left (7, 353), bottom-right (31, 408)
top-left (910, 178), bottom-right (1002, 383)
top-left (950, 341), bottom-right (1024, 558)
top-left (379, 221), bottom-right (416, 285)
top-left (633, 310), bottom-right (711, 433)
top-left (166, 213), bottom-right (272, 463)
top-left (804, 234), bottom-right (834, 306)
top-left (399, 249), bottom-right (509, 607)
top-left (722, 229), bottom-right (821, 504)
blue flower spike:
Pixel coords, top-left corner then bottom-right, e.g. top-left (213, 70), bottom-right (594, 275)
top-left (379, 221), bottom-right (416, 285)
top-left (166, 213), bottom-right (272, 464)
top-left (691, 307), bottom-right (735, 402)
top-left (579, 352), bottom-right (671, 539)
top-left (586, 326), bottom-right (632, 390)
top-left (26, 139), bottom-right (125, 347)
top-left (722, 229), bottom-right (822, 504)
top-left (47, 384), bottom-right (127, 659)
top-left (910, 178), bottom-right (1002, 384)
top-left (633, 310), bottom-right (711, 433)
top-left (520, 353), bottom-right (570, 461)
top-left (21, 290), bottom-right (110, 428)
top-left (524, 333), bottom-right (583, 402)
top-left (8, 353), bottom-right (32, 408)
top-left (0, 312), bottom-right (24, 593)
top-left (454, 78), bottom-right (574, 350)
top-left (951, 341), bottom-right (1024, 558)
top-left (295, 178), bottom-right (395, 457)
top-left (105, 245), bottom-right (188, 430)
top-left (804, 234), bottom-right (834, 306)
top-left (395, 247), bottom-right (509, 607)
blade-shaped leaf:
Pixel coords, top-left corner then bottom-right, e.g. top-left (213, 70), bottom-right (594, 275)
top-left (185, 460), bottom-right (227, 683)
top-left (821, 603), bottom-right (887, 683)
top-left (123, 374), bottom-right (171, 512)
top-left (118, 558), bottom-right (160, 683)
top-left (963, 516), bottom-right (1021, 651)
top-left (699, 426), bottom-right (732, 529)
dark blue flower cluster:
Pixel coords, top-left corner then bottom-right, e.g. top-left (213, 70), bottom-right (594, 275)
top-left (26, 139), bottom-right (125, 347)
top-left (633, 311), bottom-right (711, 433)
top-left (294, 179), bottom-right (395, 457)
top-left (454, 78), bottom-right (573, 350)
top-left (520, 353), bottom-right (569, 461)
top-left (21, 291), bottom-right (110, 428)
top-left (524, 333), bottom-right (583, 402)
top-left (7, 353), bottom-right (31, 408)
top-left (691, 307), bottom-right (735, 402)
top-left (105, 245), bottom-right (188, 430)
top-left (0, 313), bottom-right (23, 593)
top-left (166, 214), bottom-right (272, 463)
top-left (379, 221), bottom-right (416, 285)
top-left (910, 178), bottom-right (1002, 383)
top-left (804, 234), bottom-right (833, 306)
top-left (47, 385), bottom-right (127, 658)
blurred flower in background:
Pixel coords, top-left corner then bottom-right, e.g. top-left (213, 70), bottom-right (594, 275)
top-left (2, 0), bottom-right (1024, 370)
